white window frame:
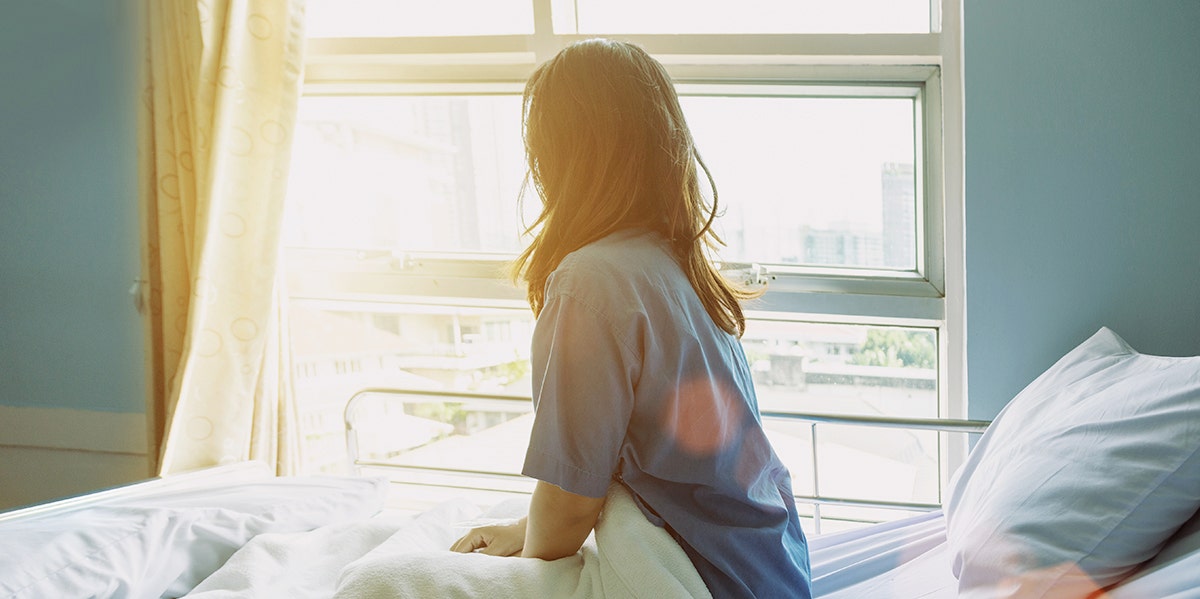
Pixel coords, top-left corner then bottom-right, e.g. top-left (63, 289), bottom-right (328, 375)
top-left (294, 0), bottom-right (967, 489)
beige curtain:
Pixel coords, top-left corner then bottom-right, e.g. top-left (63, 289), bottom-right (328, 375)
top-left (138, 0), bottom-right (307, 475)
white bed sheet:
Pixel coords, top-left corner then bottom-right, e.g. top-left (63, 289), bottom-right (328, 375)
top-left (0, 465), bottom-right (387, 599)
top-left (811, 511), bottom-right (955, 598)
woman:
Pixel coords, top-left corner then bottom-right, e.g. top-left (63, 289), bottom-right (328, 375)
top-left (451, 38), bottom-right (812, 598)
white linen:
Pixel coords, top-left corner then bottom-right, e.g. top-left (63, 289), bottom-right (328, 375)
top-left (189, 483), bottom-right (711, 599)
top-left (821, 543), bottom-right (956, 599)
top-left (184, 499), bottom-right (478, 598)
top-left (945, 327), bottom-right (1200, 598)
top-left (183, 518), bottom-right (406, 599)
top-left (810, 510), bottom-right (951, 597)
top-left (0, 473), bottom-right (388, 599)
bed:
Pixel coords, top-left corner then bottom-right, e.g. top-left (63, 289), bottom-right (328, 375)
top-left (2, 327), bottom-right (1197, 598)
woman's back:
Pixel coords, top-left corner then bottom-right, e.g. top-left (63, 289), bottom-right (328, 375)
top-left (523, 228), bottom-right (811, 598)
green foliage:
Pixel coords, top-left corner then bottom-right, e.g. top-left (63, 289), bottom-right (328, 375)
top-left (496, 359), bottom-right (530, 386)
top-left (407, 401), bottom-right (467, 428)
top-left (851, 329), bottom-right (936, 369)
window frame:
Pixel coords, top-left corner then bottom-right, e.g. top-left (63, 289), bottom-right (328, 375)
top-left (292, 0), bottom-right (968, 490)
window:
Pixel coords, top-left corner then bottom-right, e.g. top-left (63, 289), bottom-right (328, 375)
top-left (288, 0), bottom-right (966, 532)
top-left (307, 0), bottom-right (535, 38)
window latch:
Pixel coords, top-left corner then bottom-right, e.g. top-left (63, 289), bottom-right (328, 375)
top-left (746, 263), bottom-right (774, 287)
top-left (720, 262), bottom-right (773, 288)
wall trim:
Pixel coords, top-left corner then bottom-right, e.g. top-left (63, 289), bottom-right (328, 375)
top-left (0, 405), bottom-right (147, 456)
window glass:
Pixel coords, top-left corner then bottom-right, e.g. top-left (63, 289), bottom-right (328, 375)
top-left (747, 321), bottom-right (941, 513)
top-left (286, 93), bottom-right (918, 271)
top-left (337, 320), bottom-right (941, 527)
top-left (285, 96), bottom-right (527, 255)
top-left (743, 320), bottom-right (937, 419)
top-left (684, 96), bottom-right (918, 270)
top-left (301, 309), bottom-right (939, 501)
top-left (351, 394), bottom-right (533, 482)
top-left (290, 302), bottom-right (534, 474)
top-left (559, 0), bottom-right (930, 34)
top-left (306, 0), bottom-right (534, 38)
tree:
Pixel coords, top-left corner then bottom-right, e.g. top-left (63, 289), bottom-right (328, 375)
top-left (851, 329), bottom-right (936, 369)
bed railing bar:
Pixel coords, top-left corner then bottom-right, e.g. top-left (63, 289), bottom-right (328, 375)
top-left (375, 478), bottom-right (917, 529)
top-left (361, 462), bottom-right (943, 514)
top-left (343, 388), bottom-right (529, 420)
top-left (355, 461), bottom-right (530, 482)
top-left (809, 422), bottom-right (824, 534)
top-left (761, 410), bottom-right (990, 434)
top-left (343, 387), bottom-right (991, 525)
top-left (378, 477), bottom-right (534, 496)
top-left (343, 387), bottom-right (991, 435)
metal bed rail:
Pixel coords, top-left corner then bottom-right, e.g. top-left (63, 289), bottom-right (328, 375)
top-left (344, 387), bottom-right (990, 533)
top-left (0, 461), bottom-right (273, 525)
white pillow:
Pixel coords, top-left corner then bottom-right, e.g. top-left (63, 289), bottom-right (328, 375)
top-left (945, 327), bottom-right (1200, 598)
top-left (1107, 507), bottom-right (1200, 597)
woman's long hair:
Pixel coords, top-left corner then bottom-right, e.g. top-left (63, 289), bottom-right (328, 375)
top-left (511, 39), bottom-right (760, 337)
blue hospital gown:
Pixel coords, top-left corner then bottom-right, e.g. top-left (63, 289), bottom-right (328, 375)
top-left (522, 229), bottom-right (812, 598)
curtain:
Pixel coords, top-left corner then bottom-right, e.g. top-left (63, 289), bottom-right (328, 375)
top-left (138, 0), bottom-right (307, 475)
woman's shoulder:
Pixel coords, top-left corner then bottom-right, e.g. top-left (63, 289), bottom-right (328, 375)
top-left (550, 229), bottom-right (674, 300)
top-left (572, 228), bottom-right (670, 261)
top-left (559, 229), bottom-right (670, 274)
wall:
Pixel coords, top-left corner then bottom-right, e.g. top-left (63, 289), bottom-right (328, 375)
top-left (0, 0), bottom-right (148, 508)
top-left (963, 0), bottom-right (1200, 419)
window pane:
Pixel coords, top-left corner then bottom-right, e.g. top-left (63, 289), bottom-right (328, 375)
top-left (747, 320), bottom-right (940, 509)
top-left (561, 0), bottom-right (930, 34)
top-left (287, 93), bottom-right (918, 270)
top-left (306, 0), bottom-right (534, 37)
top-left (351, 394), bottom-right (533, 485)
top-left (744, 320), bottom-right (938, 418)
top-left (291, 302), bottom-right (535, 474)
top-left (765, 423), bottom-right (940, 512)
top-left (330, 316), bottom-right (942, 521)
top-left (683, 96), bottom-right (918, 270)
top-left (285, 96), bottom-right (527, 255)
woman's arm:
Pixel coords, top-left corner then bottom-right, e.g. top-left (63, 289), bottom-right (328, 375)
top-left (449, 480), bottom-right (605, 558)
top-left (522, 480), bottom-right (606, 560)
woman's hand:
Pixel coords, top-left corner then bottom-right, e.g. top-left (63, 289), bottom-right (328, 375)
top-left (450, 517), bottom-right (527, 557)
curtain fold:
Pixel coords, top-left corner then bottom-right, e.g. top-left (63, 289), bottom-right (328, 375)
top-left (139, 0), bottom-right (307, 475)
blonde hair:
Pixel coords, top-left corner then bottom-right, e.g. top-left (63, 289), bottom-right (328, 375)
top-left (511, 39), bottom-right (759, 336)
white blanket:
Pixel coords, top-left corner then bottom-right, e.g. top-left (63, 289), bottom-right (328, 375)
top-left (186, 484), bottom-right (710, 599)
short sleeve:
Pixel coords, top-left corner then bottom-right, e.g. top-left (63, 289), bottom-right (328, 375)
top-left (522, 289), bottom-right (638, 498)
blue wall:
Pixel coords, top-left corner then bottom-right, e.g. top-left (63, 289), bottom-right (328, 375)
top-left (964, 0), bottom-right (1200, 418)
top-left (0, 0), bottom-right (144, 413)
